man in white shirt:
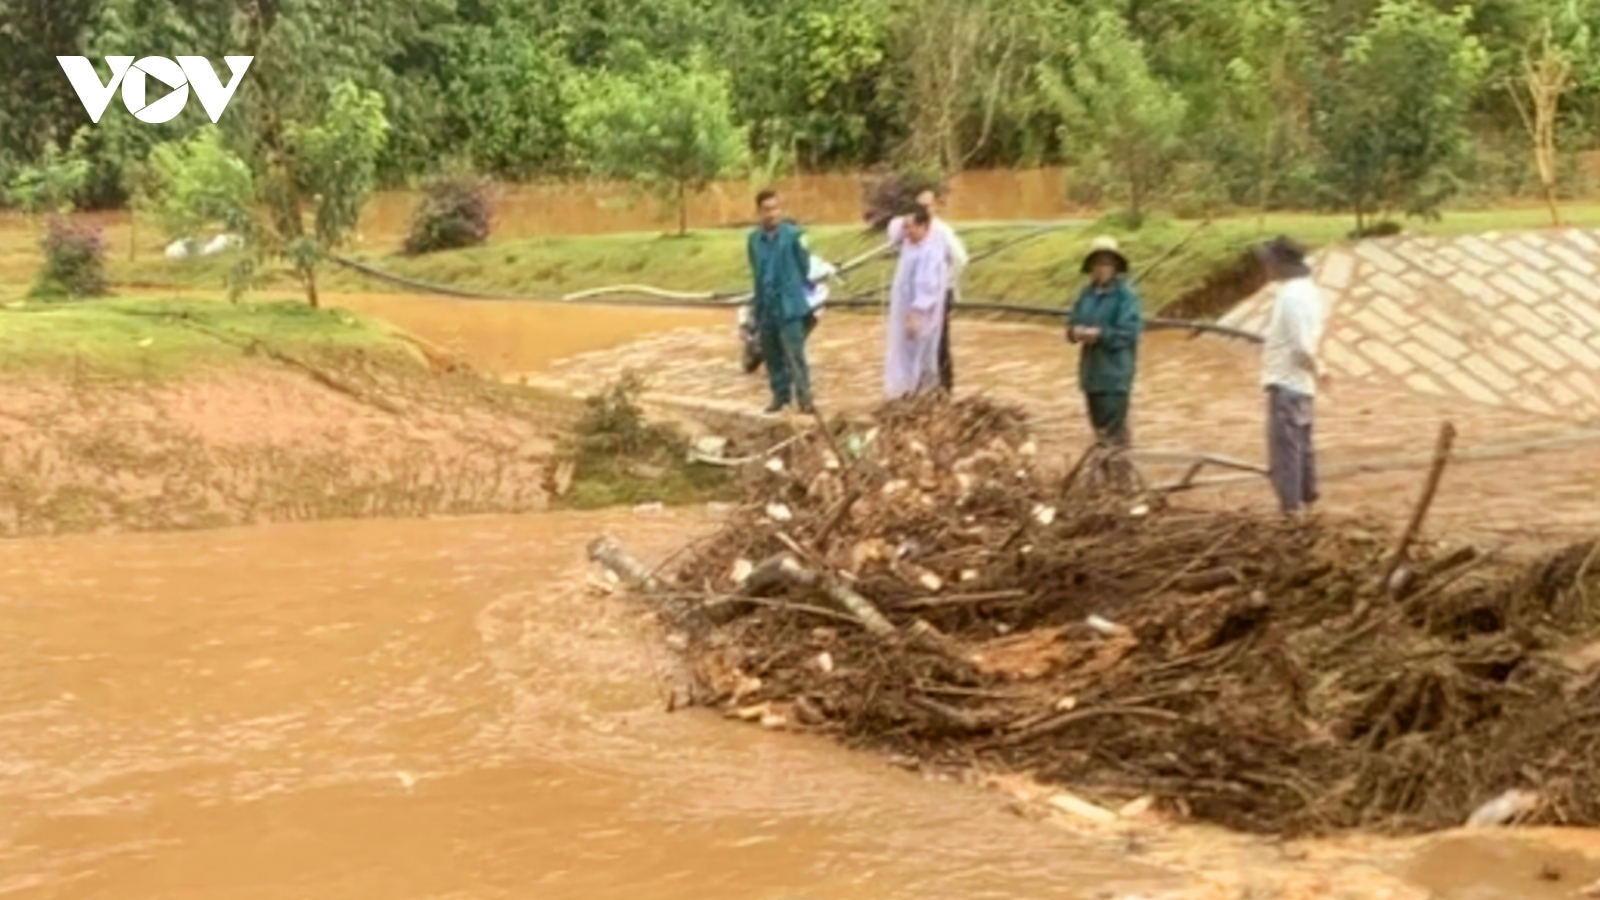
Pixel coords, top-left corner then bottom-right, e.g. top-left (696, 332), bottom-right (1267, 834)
top-left (1257, 237), bottom-right (1325, 519)
top-left (888, 188), bottom-right (968, 393)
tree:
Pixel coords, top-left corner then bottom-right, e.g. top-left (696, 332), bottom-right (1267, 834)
top-left (1040, 9), bottom-right (1188, 222)
top-left (726, 0), bottom-right (893, 170)
top-left (443, 25), bottom-right (572, 177)
top-left (1314, 1), bottom-right (1490, 230)
top-left (268, 81), bottom-right (390, 307)
top-left (1214, 0), bottom-right (1316, 213)
top-left (0, 0), bottom-right (99, 167)
top-left (889, 0), bottom-right (1051, 172)
top-left (2, 132), bottom-right (91, 225)
top-left (1506, 0), bottom-right (1598, 225)
top-left (566, 54), bottom-right (748, 235)
top-left (138, 126), bottom-right (254, 242)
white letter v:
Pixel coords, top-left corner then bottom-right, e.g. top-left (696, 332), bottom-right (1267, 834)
top-left (177, 56), bottom-right (254, 123)
top-left (57, 56), bottom-right (134, 123)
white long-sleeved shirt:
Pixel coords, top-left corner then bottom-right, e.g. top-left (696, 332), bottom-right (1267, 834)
top-left (1261, 275), bottom-right (1325, 396)
top-left (804, 256), bottom-right (837, 311)
top-left (887, 216), bottom-right (968, 286)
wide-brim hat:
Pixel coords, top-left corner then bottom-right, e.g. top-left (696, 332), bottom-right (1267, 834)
top-left (1081, 236), bottom-right (1130, 274)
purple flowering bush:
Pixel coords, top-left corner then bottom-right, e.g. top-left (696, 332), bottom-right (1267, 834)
top-left (33, 218), bottom-right (109, 300)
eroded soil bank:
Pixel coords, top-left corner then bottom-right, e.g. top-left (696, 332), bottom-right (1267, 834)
top-left (0, 302), bottom-right (574, 538)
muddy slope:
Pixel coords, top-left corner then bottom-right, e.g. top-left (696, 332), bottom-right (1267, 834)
top-left (0, 350), bottom-right (571, 537)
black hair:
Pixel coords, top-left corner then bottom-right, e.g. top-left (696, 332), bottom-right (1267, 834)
top-left (755, 188), bottom-right (778, 208)
top-left (1256, 236), bottom-right (1311, 278)
top-left (910, 206), bottom-right (933, 227)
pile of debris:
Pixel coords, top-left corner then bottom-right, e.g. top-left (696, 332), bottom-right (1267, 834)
top-left (594, 394), bottom-right (1600, 836)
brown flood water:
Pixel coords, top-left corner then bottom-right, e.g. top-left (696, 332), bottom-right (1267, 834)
top-left (0, 513), bottom-right (1170, 900)
top-left (5, 512), bottom-right (1600, 900)
top-left (330, 292), bottom-right (727, 373)
top-left (357, 169), bottom-right (1079, 247)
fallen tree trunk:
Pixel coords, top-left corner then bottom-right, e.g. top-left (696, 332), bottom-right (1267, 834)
top-left (587, 536), bottom-right (662, 592)
top-left (745, 553), bottom-right (898, 637)
top-left (1379, 422), bottom-right (1457, 594)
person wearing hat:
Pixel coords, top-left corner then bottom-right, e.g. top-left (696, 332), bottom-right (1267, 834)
top-left (1067, 236), bottom-right (1143, 448)
top-left (1256, 236), bottom-right (1325, 519)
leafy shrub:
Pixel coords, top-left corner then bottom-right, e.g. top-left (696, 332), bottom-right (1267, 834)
top-left (860, 166), bottom-right (944, 230)
top-left (32, 218), bottom-right (108, 300)
top-left (403, 177), bottom-right (492, 255)
top-left (1350, 221), bottom-right (1403, 239)
top-left (566, 372), bottom-right (685, 463)
top-left (553, 372), bottom-right (735, 509)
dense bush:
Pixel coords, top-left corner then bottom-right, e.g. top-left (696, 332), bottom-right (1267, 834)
top-left (860, 166), bottom-right (945, 230)
top-left (32, 218), bottom-right (108, 300)
top-left (404, 177), bottom-right (493, 255)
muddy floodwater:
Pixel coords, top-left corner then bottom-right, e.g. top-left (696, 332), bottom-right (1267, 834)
top-left (5, 513), bottom-right (1600, 899)
top-left (330, 292), bottom-right (728, 373)
top-left (0, 513), bottom-right (1173, 900)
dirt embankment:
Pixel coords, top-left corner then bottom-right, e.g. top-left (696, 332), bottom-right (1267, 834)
top-left (0, 345), bottom-right (572, 538)
top-left (600, 395), bottom-right (1600, 838)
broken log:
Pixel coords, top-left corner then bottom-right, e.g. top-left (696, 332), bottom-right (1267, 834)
top-left (587, 536), bottom-right (662, 592)
top-left (743, 552), bottom-right (898, 637)
top-left (1379, 422), bottom-right (1457, 594)
top-left (1173, 567), bottom-right (1241, 594)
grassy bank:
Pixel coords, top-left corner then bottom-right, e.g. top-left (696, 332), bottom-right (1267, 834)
top-left (0, 298), bottom-right (416, 379)
top-left (47, 204), bottom-right (1600, 316)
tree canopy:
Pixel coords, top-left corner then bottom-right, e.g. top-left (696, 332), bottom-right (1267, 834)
top-left (2, 0), bottom-right (1599, 226)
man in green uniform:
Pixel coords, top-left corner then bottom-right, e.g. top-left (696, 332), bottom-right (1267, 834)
top-left (748, 189), bottom-right (815, 414)
top-left (1066, 236), bottom-right (1143, 447)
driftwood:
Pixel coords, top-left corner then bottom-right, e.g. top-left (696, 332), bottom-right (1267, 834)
top-left (745, 553), bottom-right (898, 637)
top-left (587, 536), bottom-right (663, 592)
top-left (1379, 422), bottom-right (1457, 594)
top-left (1154, 427), bottom-right (1600, 495)
top-left (1174, 567), bottom-right (1242, 593)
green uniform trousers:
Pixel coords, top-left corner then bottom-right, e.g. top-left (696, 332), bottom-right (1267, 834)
top-left (1086, 391), bottom-right (1131, 447)
top-left (761, 317), bottom-right (812, 408)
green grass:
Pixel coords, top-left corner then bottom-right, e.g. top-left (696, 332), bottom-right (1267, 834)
top-left (561, 463), bottom-right (739, 510)
top-left (553, 373), bottom-right (739, 510)
top-left (87, 203), bottom-right (1600, 316)
top-left (0, 297), bottom-right (408, 378)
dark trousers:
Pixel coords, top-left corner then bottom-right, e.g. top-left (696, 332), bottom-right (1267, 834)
top-left (1267, 385), bottom-right (1318, 513)
top-left (1085, 391), bottom-right (1131, 447)
top-left (937, 290), bottom-right (954, 392)
top-left (760, 317), bottom-right (812, 407)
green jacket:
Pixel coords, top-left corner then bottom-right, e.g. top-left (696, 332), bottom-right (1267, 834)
top-left (1067, 277), bottom-right (1142, 394)
top-left (748, 221), bottom-right (812, 324)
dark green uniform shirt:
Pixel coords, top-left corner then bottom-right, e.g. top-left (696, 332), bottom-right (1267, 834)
top-left (1067, 278), bottom-right (1142, 394)
top-left (748, 221), bottom-right (812, 324)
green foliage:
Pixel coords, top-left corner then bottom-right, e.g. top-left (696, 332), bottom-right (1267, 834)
top-left (1204, 0), bottom-right (1318, 209)
top-left (557, 372), bottom-right (735, 510)
top-left (443, 26), bottom-right (572, 177)
top-left (32, 217), bottom-right (108, 300)
top-left (3, 134), bottom-right (91, 216)
top-left (282, 81), bottom-right (389, 261)
top-left (730, 0), bottom-right (893, 168)
top-left (1314, 1), bottom-right (1491, 226)
top-left (138, 126), bottom-right (255, 241)
top-left (245, 81), bottom-right (390, 306)
top-left (1, 0), bottom-right (1598, 213)
top-left (1042, 9), bottom-right (1189, 222)
top-left (566, 55), bottom-right (748, 234)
